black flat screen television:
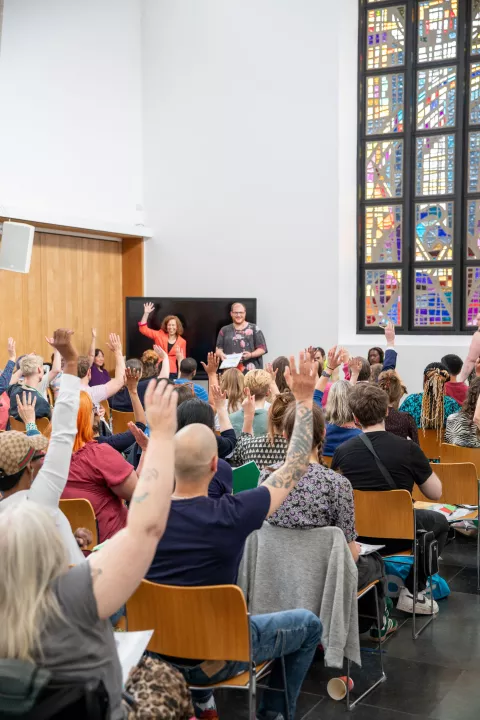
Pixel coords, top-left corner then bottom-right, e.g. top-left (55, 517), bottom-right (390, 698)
top-left (126, 297), bottom-right (257, 380)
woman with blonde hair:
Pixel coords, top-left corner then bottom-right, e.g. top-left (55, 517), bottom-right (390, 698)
top-left (378, 370), bottom-right (418, 443)
top-left (323, 380), bottom-right (362, 457)
top-left (220, 367), bottom-right (245, 413)
top-left (0, 381), bottom-right (194, 719)
top-left (229, 369), bottom-right (273, 436)
top-left (138, 303), bottom-right (187, 377)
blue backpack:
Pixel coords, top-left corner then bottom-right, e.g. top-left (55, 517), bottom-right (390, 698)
top-left (384, 555), bottom-right (450, 601)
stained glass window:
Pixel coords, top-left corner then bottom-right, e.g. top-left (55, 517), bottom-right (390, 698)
top-left (466, 266), bottom-right (480, 325)
top-left (415, 202), bottom-right (454, 261)
top-left (365, 140), bottom-right (404, 199)
top-left (367, 74), bottom-right (404, 134)
top-left (359, 0), bottom-right (480, 333)
top-left (367, 6), bottom-right (406, 69)
top-left (417, 1), bottom-right (458, 64)
top-left (417, 67), bottom-right (456, 129)
top-left (414, 267), bottom-right (453, 326)
top-left (365, 269), bottom-right (402, 325)
top-left (415, 135), bottom-right (455, 196)
top-left (365, 205), bottom-right (402, 262)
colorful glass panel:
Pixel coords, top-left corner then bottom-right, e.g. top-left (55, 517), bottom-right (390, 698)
top-left (466, 200), bottom-right (480, 259)
top-left (470, 64), bottom-right (480, 125)
top-left (414, 267), bottom-right (453, 326)
top-left (417, 1), bottom-right (458, 64)
top-left (415, 135), bottom-right (455, 196)
top-left (468, 132), bottom-right (480, 193)
top-left (472, 0), bottom-right (480, 55)
top-left (366, 74), bottom-right (404, 134)
top-left (367, 6), bottom-right (406, 69)
top-left (365, 269), bottom-right (402, 326)
top-left (415, 202), bottom-right (454, 261)
top-left (366, 140), bottom-right (404, 199)
top-left (417, 66), bottom-right (456, 130)
top-left (365, 206), bottom-right (402, 263)
top-left (466, 267), bottom-right (480, 325)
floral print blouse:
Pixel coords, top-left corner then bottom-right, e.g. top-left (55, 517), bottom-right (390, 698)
top-left (259, 462), bottom-right (357, 543)
top-left (216, 323), bottom-right (267, 370)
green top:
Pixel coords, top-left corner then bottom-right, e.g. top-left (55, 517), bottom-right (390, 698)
top-left (229, 408), bottom-right (269, 438)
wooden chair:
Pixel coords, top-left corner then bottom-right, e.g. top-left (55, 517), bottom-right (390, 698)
top-left (321, 456), bottom-right (332, 468)
top-left (413, 462), bottom-right (480, 588)
top-left (46, 386), bottom-right (55, 408)
top-left (59, 498), bottom-right (98, 551)
top-left (418, 429), bottom-right (444, 461)
top-left (100, 400), bottom-right (111, 424)
top-left (111, 409), bottom-right (134, 434)
top-left (353, 489), bottom-right (434, 639)
top-left (126, 581), bottom-right (289, 720)
top-left (441, 443), bottom-right (480, 477)
top-left (8, 416), bottom-right (50, 434)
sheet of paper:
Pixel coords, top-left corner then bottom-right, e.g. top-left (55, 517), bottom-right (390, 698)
top-left (220, 353), bottom-right (243, 369)
top-left (448, 507), bottom-right (478, 522)
top-left (114, 630), bottom-right (154, 686)
top-left (358, 542), bottom-right (385, 556)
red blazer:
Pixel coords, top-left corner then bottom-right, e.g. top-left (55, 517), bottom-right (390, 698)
top-left (138, 324), bottom-right (187, 374)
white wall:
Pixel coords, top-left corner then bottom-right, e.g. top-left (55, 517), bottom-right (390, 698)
top-left (142, 0), bottom-right (340, 360)
top-left (0, 0), bottom-right (144, 235)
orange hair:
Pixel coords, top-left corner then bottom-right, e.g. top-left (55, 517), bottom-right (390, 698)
top-left (73, 391), bottom-right (96, 452)
top-left (161, 315), bottom-right (184, 336)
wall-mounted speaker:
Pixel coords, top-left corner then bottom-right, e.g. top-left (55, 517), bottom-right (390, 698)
top-left (0, 221), bottom-right (35, 273)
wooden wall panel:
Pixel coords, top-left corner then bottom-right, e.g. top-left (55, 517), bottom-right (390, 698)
top-left (0, 232), bottom-right (124, 367)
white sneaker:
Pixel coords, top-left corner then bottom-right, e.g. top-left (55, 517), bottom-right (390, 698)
top-left (396, 587), bottom-right (439, 615)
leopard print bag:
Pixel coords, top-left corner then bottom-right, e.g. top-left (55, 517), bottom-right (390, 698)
top-left (122, 656), bottom-right (194, 719)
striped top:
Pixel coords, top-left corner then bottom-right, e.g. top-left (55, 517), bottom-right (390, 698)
top-left (445, 411), bottom-right (480, 448)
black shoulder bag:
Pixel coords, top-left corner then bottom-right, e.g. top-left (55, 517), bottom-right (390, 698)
top-left (359, 434), bottom-right (438, 577)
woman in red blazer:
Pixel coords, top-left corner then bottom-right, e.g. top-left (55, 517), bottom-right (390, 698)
top-left (138, 302), bottom-right (187, 377)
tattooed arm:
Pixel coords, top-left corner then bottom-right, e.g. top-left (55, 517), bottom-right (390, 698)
top-left (263, 352), bottom-right (318, 517)
top-left (88, 380), bottom-right (177, 620)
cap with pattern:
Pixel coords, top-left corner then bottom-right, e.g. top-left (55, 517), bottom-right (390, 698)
top-left (0, 431), bottom-right (48, 478)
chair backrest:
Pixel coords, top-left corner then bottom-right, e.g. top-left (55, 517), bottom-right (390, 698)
top-left (232, 461), bottom-right (260, 493)
top-left (412, 462), bottom-right (479, 505)
top-left (353, 489), bottom-right (415, 540)
top-left (59, 499), bottom-right (98, 550)
top-left (100, 400), bottom-right (111, 423)
top-left (418, 429), bottom-right (443, 460)
top-left (111, 408), bottom-right (134, 434)
top-left (441, 443), bottom-right (480, 477)
top-left (46, 386), bottom-right (55, 408)
top-left (322, 456), bottom-right (332, 468)
top-left (8, 416), bottom-right (26, 432)
top-left (126, 581), bottom-right (251, 662)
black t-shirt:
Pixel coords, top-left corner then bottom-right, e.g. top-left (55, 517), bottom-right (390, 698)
top-left (331, 431), bottom-right (431, 493)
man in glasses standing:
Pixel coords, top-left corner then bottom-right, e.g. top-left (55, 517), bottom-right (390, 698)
top-left (216, 302), bottom-right (268, 372)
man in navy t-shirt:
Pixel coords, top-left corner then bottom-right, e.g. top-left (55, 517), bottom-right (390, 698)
top-left (146, 353), bottom-right (321, 720)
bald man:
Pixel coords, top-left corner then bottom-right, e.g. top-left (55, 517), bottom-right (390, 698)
top-left (145, 353), bottom-right (321, 720)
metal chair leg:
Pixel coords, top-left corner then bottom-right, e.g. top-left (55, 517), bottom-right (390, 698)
top-left (248, 664), bottom-right (256, 720)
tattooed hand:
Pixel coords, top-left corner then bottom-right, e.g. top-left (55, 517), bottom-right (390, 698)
top-left (284, 351), bottom-right (318, 404)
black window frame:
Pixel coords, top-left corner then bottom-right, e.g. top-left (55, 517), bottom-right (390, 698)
top-left (357, 0), bottom-right (480, 334)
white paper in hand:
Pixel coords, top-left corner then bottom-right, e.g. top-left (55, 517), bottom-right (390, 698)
top-left (114, 630), bottom-right (154, 686)
top-left (220, 353), bottom-right (243, 370)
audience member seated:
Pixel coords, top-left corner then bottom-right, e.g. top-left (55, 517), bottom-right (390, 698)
top-left (370, 363), bottom-right (383, 383)
top-left (109, 347), bottom-right (169, 411)
top-left (231, 390), bottom-right (293, 468)
top-left (77, 333), bottom-right (126, 407)
top-left (174, 358), bottom-right (209, 402)
top-left (378, 371), bottom-right (419, 443)
top-left (177, 393), bottom-right (237, 462)
top-left (445, 377), bottom-right (480, 448)
top-left (0, 380), bottom-right (189, 719)
top-left (229, 369), bottom-right (273, 436)
top-left (0, 338), bottom-right (16, 430)
top-left (219, 367), bottom-right (245, 412)
top-left (63, 391), bottom-right (138, 543)
top-left (0, 330), bottom-right (84, 564)
top-left (272, 355), bottom-right (291, 393)
top-left (441, 353), bottom-right (468, 405)
top-left (344, 322), bottom-right (398, 387)
top-left (89, 347), bottom-right (111, 387)
top-left (368, 345), bottom-right (384, 366)
top-left (260, 402), bottom-right (396, 641)
top-left (400, 362), bottom-right (460, 430)
top-left (145, 353), bottom-right (321, 720)
top-left (332, 383), bottom-right (448, 615)
top-left (8, 354), bottom-right (55, 421)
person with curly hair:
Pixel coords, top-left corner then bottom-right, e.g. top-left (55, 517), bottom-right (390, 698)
top-left (138, 302), bottom-right (187, 377)
top-left (445, 377), bottom-right (480, 448)
top-left (400, 362), bottom-right (461, 432)
top-left (378, 370), bottom-right (418, 443)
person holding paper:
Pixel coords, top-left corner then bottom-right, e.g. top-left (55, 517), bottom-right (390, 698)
top-left (216, 302), bottom-right (267, 372)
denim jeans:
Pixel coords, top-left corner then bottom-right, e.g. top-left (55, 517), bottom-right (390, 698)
top-left (165, 609), bottom-right (321, 719)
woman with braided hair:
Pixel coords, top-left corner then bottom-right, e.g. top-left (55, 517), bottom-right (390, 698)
top-left (445, 377), bottom-right (480, 448)
top-left (400, 362), bottom-right (461, 430)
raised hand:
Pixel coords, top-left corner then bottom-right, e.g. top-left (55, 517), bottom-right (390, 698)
top-left (127, 421), bottom-right (150, 450)
top-left (106, 333), bottom-right (122, 355)
top-left (7, 337), bottom-right (16, 362)
top-left (327, 345), bottom-right (343, 371)
top-left (45, 329), bottom-right (77, 363)
top-left (339, 347), bottom-right (350, 365)
top-left (153, 344), bottom-right (168, 363)
top-left (350, 357), bottom-right (363, 377)
top-left (284, 352), bottom-right (318, 403)
top-left (175, 345), bottom-right (185, 365)
top-left (125, 367), bottom-right (141, 393)
top-left (144, 302), bottom-right (155, 315)
top-left (385, 321), bottom-right (395, 347)
top-left (91, 327), bottom-right (97, 339)
top-left (144, 379), bottom-right (178, 436)
top-left (242, 386), bottom-right (256, 418)
top-left (74, 527), bottom-right (93, 549)
top-left (212, 385), bottom-right (227, 411)
top-left (265, 362), bottom-right (278, 384)
top-left (16, 391), bottom-right (37, 425)
top-left (201, 352), bottom-right (220, 376)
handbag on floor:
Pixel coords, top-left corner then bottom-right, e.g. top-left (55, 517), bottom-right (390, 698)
top-left (122, 656), bottom-right (194, 719)
top-left (384, 556), bottom-right (450, 601)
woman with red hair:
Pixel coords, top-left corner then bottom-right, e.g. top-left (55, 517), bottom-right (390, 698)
top-left (138, 303), bottom-right (187, 377)
top-left (62, 391), bottom-right (138, 542)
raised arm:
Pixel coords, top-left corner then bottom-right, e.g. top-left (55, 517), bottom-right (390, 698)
top-left (201, 352), bottom-right (220, 407)
top-left (126, 367), bottom-right (147, 425)
top-left (265, 363), bottom-right (279, 399)
top-left (314, 345), bottom-right (342, 402)
top-left (88, 380), bottom-right (177, 620)
top-left (264, 352), bottom-right (318, 516)
top-left (47, 348), bottom-right (62, 383)
top-left (101, 333), bottom-right (126, 398)
top-left (153, 345), bottom-right (170, 380)
top-left (87, 328), bottom-right (96, 368)
top-left (28, 330), bottom-right (80, 508)
top-left (0, 338), bottom-right (16, 394)
top-left (459, 320), bottom-right (480, 382)
top-left (212, 385), bottom-right (233, 432)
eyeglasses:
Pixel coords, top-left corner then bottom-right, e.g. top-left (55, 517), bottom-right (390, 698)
top-left (232, 311), bottom-right (246, 315)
